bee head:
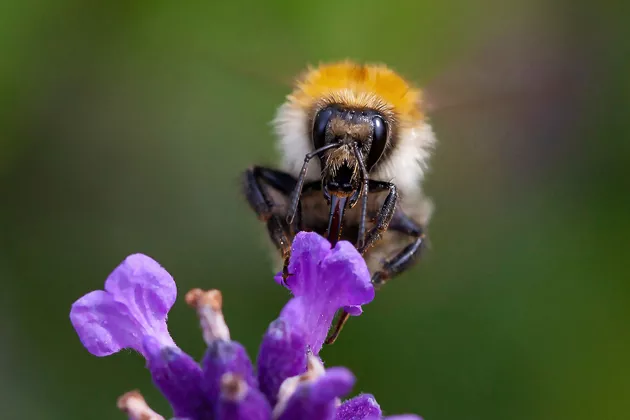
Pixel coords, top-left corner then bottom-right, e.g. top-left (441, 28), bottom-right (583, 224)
top-left (274, 61), bottom-right (433, 195)
top-left (312, 106), bottom-right (389, 195)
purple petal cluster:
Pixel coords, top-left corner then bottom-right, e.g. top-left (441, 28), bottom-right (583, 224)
top-left (70, 232), bottom-right (422, 420)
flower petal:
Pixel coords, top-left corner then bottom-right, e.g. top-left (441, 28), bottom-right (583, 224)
top-left (70, 254), bottom-right (177, 357)
top-left (307, 367), bottom-right (356, 405)
top-left (276, 367), bottom-right (355, 420)
top-left (335, 394), bottom-right (382, 420)
top-left (282, 231), bottom-right (332, 296)
top-left (143, 336), bottom-right (211, 419)
top-left (104, 254), bottom-right (175, 339)
top-left (202, 340), bottom-right (257, 405)
top-left (278, 232), bottom-right (374, 354)
top-left (257, 318), bottom-right (307, 406)
top-left (319, 240), bottom-right (374, 306)
top-left (215, 373), bottom-right (272, 420)
top-left (343, 305), bottom-right (363, 316)
top-left (70, 290), bottom-right (149, 356)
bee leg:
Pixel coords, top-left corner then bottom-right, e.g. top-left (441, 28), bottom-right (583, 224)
top-left (351, 143), bottom-right (370, 249)
top-left (286, 143), bottom-right (341, 225)
top-left (325, 181), bottom-right (397, 346)
top-left (371, 211), bottom-right (425, 288)
top-left (357, 181), bottom-right (398, 255)
top-left (243, 166), bottom-right (296, 212)
top-left (243, 166), bottom-right (297, 282)
top-left (324, 311), bottom-right (350, 345)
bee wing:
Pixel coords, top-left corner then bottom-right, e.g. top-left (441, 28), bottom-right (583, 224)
top-left (420, 30), bottom-right (591, 179)
top-left (422, 30), bottom-right (589, 119)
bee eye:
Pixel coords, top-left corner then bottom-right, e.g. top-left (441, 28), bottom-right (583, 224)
top-left (367, 116), bottom-right (388, 170)
top-left (312, 108), bottom-right (334, 150)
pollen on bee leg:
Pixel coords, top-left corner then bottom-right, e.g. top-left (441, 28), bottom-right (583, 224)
top-left (117, 390), bottom-right (165, 420)
top-left (185, 288), bottom-right (231, 344)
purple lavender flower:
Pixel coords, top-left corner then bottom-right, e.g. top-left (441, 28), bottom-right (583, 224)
top-left (70, 232), bottom-right (422, 420)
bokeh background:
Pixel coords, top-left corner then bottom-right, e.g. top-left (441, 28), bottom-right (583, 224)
top-left (1, 1), bottom-right (628, 419)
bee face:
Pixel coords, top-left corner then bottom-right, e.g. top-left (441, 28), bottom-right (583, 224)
top-left (313, 106), bottom-right (390, 171)
top-left (310, 105), bottom-right (391, 194)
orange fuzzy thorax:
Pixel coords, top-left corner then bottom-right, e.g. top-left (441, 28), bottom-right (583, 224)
top-left (287, 61), bottom-right (424, 125)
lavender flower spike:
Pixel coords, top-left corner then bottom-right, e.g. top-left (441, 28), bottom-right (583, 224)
top-left (258, 232), bottom-right (374, 404)
top-left (71, 232), bottom-right (425, 420)
top-left (275, 231), bottom-right (375, 355)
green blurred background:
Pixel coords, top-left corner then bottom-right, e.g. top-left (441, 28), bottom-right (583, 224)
top-left (1, 1), bottom-right (628, 419)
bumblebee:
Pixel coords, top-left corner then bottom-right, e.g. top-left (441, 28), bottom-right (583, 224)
top-left (243, 61), bottom-right (436, 342)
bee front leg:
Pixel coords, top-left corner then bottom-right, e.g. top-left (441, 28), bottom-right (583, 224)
top-left (243, 166), bottom-right (298, 282)
top-left (357, 181), bottom-right (398, 255)
top-left (371, 210), bottom-right (425, 289)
